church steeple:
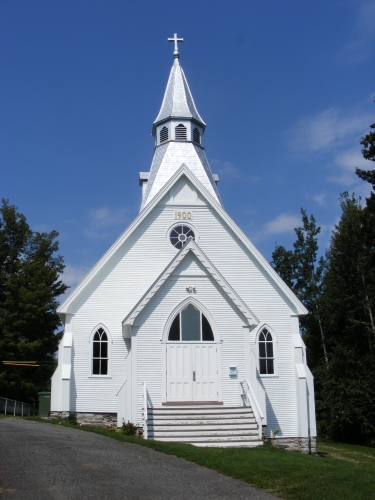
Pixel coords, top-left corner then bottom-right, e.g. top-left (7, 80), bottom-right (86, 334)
top-left (140, 35), bottom-right (221, 211)
top-left (152, 34), bottom-right (206, 140)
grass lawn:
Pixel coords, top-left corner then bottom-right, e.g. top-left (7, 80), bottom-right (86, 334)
top-left (1, 414), bottom-right (374, 499)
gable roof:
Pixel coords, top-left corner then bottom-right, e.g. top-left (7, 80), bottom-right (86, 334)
top-left (58, 165), bottom-right (308, 316)
top-left (122, 239), bottom-right (259, 327)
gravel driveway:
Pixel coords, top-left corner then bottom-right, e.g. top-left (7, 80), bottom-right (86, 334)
top-left (0, 418), bottom-right (277, 500)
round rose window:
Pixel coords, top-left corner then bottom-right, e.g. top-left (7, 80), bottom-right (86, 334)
top-left (170, 225), bottom-right (195, 249)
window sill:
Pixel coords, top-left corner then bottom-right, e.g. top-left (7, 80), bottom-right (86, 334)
top-left (88, 375), bottom-right (112, 379)
top-left (258, 374), bottom-right (279, 378)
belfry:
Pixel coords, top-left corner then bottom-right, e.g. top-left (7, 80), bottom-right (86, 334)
top-left (140, 34), bottom-right (221, 210)
top-left (52, 35), bottom-right (316, 452)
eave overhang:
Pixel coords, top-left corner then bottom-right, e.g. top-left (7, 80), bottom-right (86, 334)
top-left (58, 165), bottom-right (308, 317)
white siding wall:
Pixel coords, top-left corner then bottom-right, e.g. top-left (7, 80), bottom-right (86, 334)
top-left (135, 253), bottom-right (248, 423)
top-left (65, 188), bottom-right (299, 436)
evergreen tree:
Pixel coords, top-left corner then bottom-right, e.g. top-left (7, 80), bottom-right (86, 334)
top-left (0, 200), bottom-right (68, 403)
top-left (356, 108), bottom-right (375, 270)
top-left (317, 193), bottom-right (375, 444)
top-left (321, 194), bottom-right (375, 352)
top-left (271, 209), bottom-right (327, 366)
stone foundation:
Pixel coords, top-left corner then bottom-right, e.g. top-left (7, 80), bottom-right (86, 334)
top-left (50, 411), bottom-right (70, 419)
top-left (272, 437), bottom-right (317, 454)
top-left (49, 411), bottom-right (117, 429)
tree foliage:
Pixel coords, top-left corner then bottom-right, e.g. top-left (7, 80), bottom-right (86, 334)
top-left (316, 194), bottom-right (375, 444)
top-left (271, 110), bottom-right (375, 445)
top-left (0, 200), bottom-right (68, 403)
top-left (271, 210), bottom-right (327, 366)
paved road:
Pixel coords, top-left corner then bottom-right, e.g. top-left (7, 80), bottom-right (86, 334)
top-left (0, 419), bottom-right (277, 500)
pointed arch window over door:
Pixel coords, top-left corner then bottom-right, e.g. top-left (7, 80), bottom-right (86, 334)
top-left (168, 304), bottom-right (214, 341)
top-left (92, 327), bottom-right (108, 375)
top-left (175, 124), bottom-right (187, 141)
top-left (258, 328), bottom-right (274, 375)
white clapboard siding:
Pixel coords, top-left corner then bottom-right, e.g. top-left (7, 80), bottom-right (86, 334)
top-left (63, 190), bottom-right (300, 437)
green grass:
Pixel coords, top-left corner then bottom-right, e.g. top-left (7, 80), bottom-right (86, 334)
top-left (1, 414), bottom-right (375, 499)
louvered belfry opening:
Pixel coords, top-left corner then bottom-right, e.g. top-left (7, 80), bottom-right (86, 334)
top-left (160, 126), bottom-right (168, 143)
top-left (175, 124), bottom-right (187, 141)
top-left (193, 127), bottom-right (200, 144)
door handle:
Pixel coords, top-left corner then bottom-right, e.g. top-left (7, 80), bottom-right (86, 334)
top-left (193, 371), bottom-right (196, 382)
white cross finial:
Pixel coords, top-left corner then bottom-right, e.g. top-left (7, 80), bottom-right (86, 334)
top-left (168, 33), bottom-right (183, 58)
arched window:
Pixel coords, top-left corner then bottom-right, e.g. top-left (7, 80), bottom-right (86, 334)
top-left (160, 126), bottom-right (168, 143)
top-left (258, 328), bottom-right (274, 375)
top-left (168, 304), bottom-right (214, 341)
top-left (92, 327), bottom-right (108, 375)
top-left (175, 124), bottom-right (187, 141)
top-left (193, 127), bottom-right (200, 144)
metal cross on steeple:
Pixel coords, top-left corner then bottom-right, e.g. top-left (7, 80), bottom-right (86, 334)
top-left (168, 33), bottom-right (183, 58)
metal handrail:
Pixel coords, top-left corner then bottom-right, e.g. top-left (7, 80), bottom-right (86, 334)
top-left (240, 380), bottom-right (264, 439)
top-left (0, 397), bottom-right (31, 417)
top-left (143, 382), bottom-right (148, 439)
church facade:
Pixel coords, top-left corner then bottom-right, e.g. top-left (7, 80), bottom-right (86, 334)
top-left (51, 36), bottom-right (316, 451)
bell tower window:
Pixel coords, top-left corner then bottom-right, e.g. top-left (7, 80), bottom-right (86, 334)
top-left (193, 127), bottom-right (200, 144)
top-left (160, 126), bottom-right (168, 143)
top-left (175, 124), bottom-right (187, 141)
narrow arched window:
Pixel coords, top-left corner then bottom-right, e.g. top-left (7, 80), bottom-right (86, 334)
top-left (259, 328), bottom-right (274, 375)
top-left (193, 127), bottom-right (200, 144)
top-left (93, 328), bottom-right (108, 375)
top-left (175, 124), bottom-right (187, 140)
top-left (160, 126), bottom-right (168, 143)
top-left (168, 304), bottom-right (214, 341)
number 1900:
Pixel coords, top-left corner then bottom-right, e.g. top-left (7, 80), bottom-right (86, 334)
top-left (175, 211), bottom-right (192, 220)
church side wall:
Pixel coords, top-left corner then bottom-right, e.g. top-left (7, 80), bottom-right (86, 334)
top-left (67, 199), bottom-right (299, 438)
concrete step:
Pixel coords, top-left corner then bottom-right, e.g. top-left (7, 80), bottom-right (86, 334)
top-left (147, 420), bottom-right (258, 431)
top-left (147, 415), bottom-right (256, 425)
top-left (149, 428), bottom-right (259, 437)
top-left (147, 405), bottom-right (252, 415)
top-left (145, 405), bottom-right (262, 448)
top-left (147, 410), bottom-right (254, 419)
top-left (150, 433), bottom-right (260, 442)
top-left (191, 440), bottom-right (263, 448)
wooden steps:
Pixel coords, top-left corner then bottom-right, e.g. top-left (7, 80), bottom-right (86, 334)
top-left (144, 405), bottom-right (263, 448)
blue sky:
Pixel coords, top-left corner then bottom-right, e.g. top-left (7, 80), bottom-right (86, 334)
top-left (1, 0), bottom-right (374, 294)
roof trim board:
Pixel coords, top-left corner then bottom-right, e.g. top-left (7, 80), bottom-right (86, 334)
top-left (58, 165), bottom-right (308, 316)
top-left (122, 239), bottom-right (259, 327)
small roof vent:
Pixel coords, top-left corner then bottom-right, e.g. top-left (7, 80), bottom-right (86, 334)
top-left (160, 126), bottom-right (168, 143)
top-left (193, 127), bottom-right (200, 144)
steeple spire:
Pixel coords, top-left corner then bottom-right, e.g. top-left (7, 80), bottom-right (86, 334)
top-left (152, 54), bottom-right (205, 134)
top-left (139, 36), bottom-right (222, 211)
top-left (168, 33), bottom-right (183, 59)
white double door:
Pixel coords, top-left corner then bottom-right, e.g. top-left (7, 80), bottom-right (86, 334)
top-left (166, 343), bottom-right (218, 402)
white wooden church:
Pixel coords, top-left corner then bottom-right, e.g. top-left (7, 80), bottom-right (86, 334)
top-left (51, 35), bottom-right (316, 451)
